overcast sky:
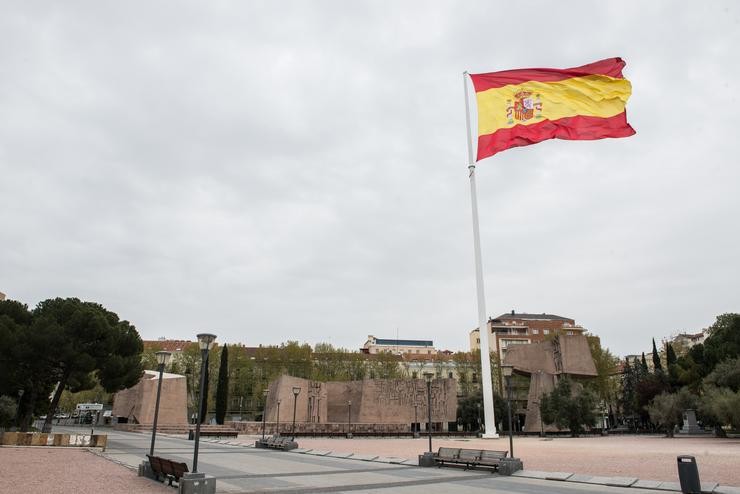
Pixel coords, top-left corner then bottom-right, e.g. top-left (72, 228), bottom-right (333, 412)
top-left (2, 1), bottom-right (738, 357)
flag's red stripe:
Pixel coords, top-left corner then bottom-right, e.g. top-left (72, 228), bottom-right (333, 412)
top-left (470, 58), bottom-right (626, 93)
top-left (476, 112), bottom-right (636, 161)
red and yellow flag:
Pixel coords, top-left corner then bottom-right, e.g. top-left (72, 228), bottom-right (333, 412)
top-left (470, 57), bottom-right (635, 161)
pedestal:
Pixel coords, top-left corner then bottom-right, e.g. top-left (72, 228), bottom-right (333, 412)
top-left (418, 452), bottom-right (435, 467)
top-left (498, 457), bottom-right (523, 476)
top-left (138, 460), bottom-right (155, 479)
top-left (179, 472), bottom-right (216, 494)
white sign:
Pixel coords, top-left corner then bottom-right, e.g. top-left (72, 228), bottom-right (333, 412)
top-left (76, 403), bottom-right (103, 411)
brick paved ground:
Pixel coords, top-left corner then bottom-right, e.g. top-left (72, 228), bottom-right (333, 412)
top-left (0, 447), bottom-right (170, 494)
top-left (237, 434), bottom-right (740, 486)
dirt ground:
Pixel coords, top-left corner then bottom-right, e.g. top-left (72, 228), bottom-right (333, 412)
top-left (0, 447), bottom-right (170, 494)
top-left (242, 434), bottom-right (740, 486)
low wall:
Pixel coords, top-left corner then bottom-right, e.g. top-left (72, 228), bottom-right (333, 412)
top-left (228, 421), bottom-right (416, 435)
top-left (0, 432), bottom-right (107, 450)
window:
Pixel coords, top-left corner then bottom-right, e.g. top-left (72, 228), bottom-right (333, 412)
top-left (476, 338), bottom-right (480, 343)
top-left (427, 350), bottom-right (431, 354)
top-left (567, 331), bottom-right (574, 336)
top-left (544, 329), bottom-right (550, 335)
top-left (448, 372), bottom-right (453, 378)
top-left (415, 349), bottom-right (419, 353)
top-left (412, 371), bottom-right (418, 379)
top-left (533, 329), bottom-right (539, 335)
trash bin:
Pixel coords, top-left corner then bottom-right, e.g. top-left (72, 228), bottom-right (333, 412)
top-left (677, 455), bottom-right (701, 494)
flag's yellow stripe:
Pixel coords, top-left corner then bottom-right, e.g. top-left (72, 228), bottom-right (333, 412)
top-left (476, 75), bottom-right (632, 136)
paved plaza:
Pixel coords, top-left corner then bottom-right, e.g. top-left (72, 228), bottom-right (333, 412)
top-left (3, 426), bottom-right (739, 493)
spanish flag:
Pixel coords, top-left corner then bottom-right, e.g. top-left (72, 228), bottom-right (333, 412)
top-left (470, 57), bottom-right (635, 161)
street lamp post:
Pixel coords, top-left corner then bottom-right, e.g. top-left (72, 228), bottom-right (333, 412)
top-left (424, 373), bottom-right (433, 453)
top-left (476, 402), bottom-right (482, 435)
top-left (192, 333), bottom-right (216, 474)
top-left (501, 365), bottom-right (514, 458)
top-left (346, 400), bottom-right (352, 439)
top-left (418, 373), bottom-right (436, 467)
top-left (276, 400), bottom-right (281, 436)
top-left (261, 389), bottom-right (269, 441)
top-left (413, 404), bottom-right (419, 438)
top-left (291, 387), bottom-right (301, 440)
top-left (149, 351), bottom-right (172, 457)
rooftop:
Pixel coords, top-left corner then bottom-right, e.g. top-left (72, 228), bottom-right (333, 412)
top-left (493, 311), bottom-right (574, 322)
top-left (373, 338), bottom-right (434, 347)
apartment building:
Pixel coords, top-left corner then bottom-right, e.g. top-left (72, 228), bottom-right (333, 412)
top-left (469, 311), bottom-right (586, 360)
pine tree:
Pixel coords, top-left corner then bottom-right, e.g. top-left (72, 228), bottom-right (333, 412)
top-left (215, 344), bottom-right (229, 425)
top-left (652, 338), bottom-right (663, 372)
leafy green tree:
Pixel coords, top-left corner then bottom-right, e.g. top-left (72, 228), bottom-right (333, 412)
top-left (0, 396), bottom-right (17, 427)
top-left (540, 377), bottom-right (597, 437)
top-left (704, 357), bottom-right (740, 392)
top-left (703, 314), bottom-right (740, 369)
top-left (620, 359), bottom-right (638, 424)
top-left (652, 339), bottom-right (663, 372)
top-left (585, 335), bottom-right (620, 409)
top-left (698, 386), bottom-right (740, 435)
top-left (215, 345), bottom-right (229, 424)
top-left (0, 300), bottom-right (57, 430)
top-left (647, 388), bottom-right (695, 437)
top-left (456, 390), bottom-right (506, 432)
top-left (35, 298), bottom-right (144, 432)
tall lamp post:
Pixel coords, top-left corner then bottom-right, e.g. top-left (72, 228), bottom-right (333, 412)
top-left (413, 404), bottom-right (419, 438)
top-left (418, 373), bottom-right (435, 467)
top-left (424, 373), bottom-right (434, 453)
top-left (261, 389), bottom-right (269, 441)
top-left (291, 386), bottom-right (301, 440)
top-left (276, 400), bottom-right (281, 436)
top-left (501, 365), bottom-right (515, 458)
top-left (346, 400), bottom-right (352, 439)
top-left (149, 351), bottom-right (172, 457)
top-left (192, 333), bottom-right (216, 474)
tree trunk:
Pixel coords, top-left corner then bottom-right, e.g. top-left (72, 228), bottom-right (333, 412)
top-left (43, 372), bottom-right (69, 433)
top-left (715, 425), bottom-right (727, 438)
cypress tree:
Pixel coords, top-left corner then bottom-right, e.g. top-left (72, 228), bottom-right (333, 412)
top-left (666, 343), bottom-right (677, 366)
top-left (652, 338), bottom-right (663, 372)
top-left (641, 352), bottom-right (649, 373)
top-left (215, 344), bottom-right (229, 425)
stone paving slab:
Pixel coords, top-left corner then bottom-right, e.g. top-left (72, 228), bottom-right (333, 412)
top-left (373, 456), bottom-right (409, 464)
top-left (326, 451), bottom-right (354, 458)
top-left (306, 449), bottom-right (332, 456)
top-left (715, 486), bottom-right (740, 494)
top-left (605, 477), bottom-right (639, 487)
top-left (654, 481), bottom-right (681, 491)
top-left (632, 479), bottom-right (664, 489)
top-left (702, 482), bottom-right (719, 493)
top-left (352, 454), bottom-right (380, 461)
top-left (291, 448), bottom-right (313, 454)
top-left (545, 472), bottom-right (574, 481)
top-left (512, 470), bottom-right (550, 479)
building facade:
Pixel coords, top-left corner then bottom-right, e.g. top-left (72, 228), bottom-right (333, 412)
top-left (470, 311), bottom-right (586, 361)
top-left (362, 335), bottom-right (437, 356)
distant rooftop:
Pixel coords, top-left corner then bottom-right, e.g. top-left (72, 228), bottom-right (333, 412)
top-left (374, 338), bottom-right (434, 347)
top-left (493, 311), bottom-right (573, 322)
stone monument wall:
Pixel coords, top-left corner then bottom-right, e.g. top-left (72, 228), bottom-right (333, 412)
top-left (112, 370), bottom-right (188, 425)
top-left (265, 376), bottom-right (457, 425)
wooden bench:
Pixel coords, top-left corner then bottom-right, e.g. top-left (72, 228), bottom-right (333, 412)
top-left (147, 454), bottom-right (189, 486)
top-left (475, 449), bottom-right (508, 470)
top-left (433, 448), bottom-right (508, 471)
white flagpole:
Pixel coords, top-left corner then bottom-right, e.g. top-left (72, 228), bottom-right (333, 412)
top-left (463, 71), bottom-right (499, 438)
